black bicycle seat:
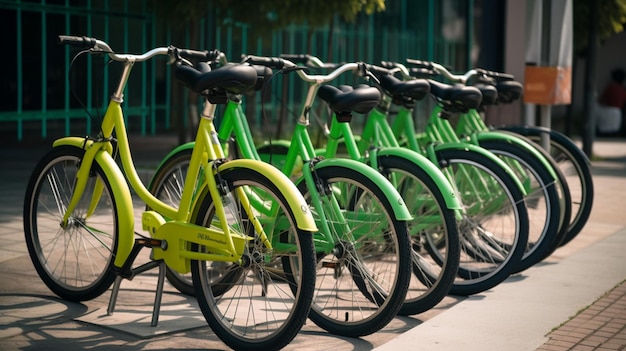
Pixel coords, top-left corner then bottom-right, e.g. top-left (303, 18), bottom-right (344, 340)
top-left (175, 63), bottom-right (258, 95)
top-left (428, 80), bottom-right (483, 112)
top-left (378, 74), bottom-right (430, 103)
top-left (472, 83), bottom-right (499, 106)
top-left (495, 80), bottom-right (523, 104)
top-left (317, 84), bottom-right (381, 122)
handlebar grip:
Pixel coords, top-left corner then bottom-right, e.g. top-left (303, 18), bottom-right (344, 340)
top-left (406, 58), bottom-right (433, 69)
top-left (178, 48), bottom-right (220, 61)
top-left (410, 67), bottom-right (439, 78)
top-left (280, 54), bottom-right (310, 64)
top-left (365, 64), bottom-right (391, 77)
top-left (243, 55), bottom-right (285, 69)
top-left (475, 68), bottom-right (515, 81)
top-left (58, 35), bottom-right (97, 49)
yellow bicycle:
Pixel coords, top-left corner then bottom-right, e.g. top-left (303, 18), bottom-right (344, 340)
top-left (22, 36), bottom-right (317, 351)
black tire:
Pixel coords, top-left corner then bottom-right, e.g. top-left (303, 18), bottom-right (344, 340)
top-left (435, 148), bottom-right (529, 296)
top-left (479, 139), bottom-right (568, 271)
top-left (376, 155), bottom-right (460, 316)
top-left (503, 128), bottom-right (594, 246)
top-left (191, 167), bottom-right (316, 351)
top-left (23, 146), bottom-right (119, 301)
top-left (296, 165), bottom-right (412, 337)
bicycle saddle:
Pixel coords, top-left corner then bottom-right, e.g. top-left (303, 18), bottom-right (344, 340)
top-left (494, 80), bottom-right (523, 104)
top-left (317, 84), bottom-right (381, 122)
top-left (378, 74), bottom-right (430, 106)
top-left (471, 83), bottom-right (499, 106)
top-left (175, 63), bottom-right (258, 95)
top-left (428, 80), bottom-right (483, 113)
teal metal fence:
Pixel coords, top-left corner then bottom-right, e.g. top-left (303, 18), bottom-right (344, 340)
top-left (0, 0), bottom-right (474, 141)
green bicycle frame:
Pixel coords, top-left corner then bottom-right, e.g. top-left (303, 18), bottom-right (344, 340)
top-left (455, 109), bottom-right (560, 181)
top-left (389, 104), bottom-right (527, 196)
top-left (321, 110), bottom-right (462, 213)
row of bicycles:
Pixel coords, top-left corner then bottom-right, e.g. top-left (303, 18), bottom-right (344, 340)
top-left (22, 36), bottom-right (594, 351)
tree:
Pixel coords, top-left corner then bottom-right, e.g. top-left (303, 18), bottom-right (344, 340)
top-left (573, 0), bottom-right (626, 56)
top-left (571, 0), bottom-right (626, 156)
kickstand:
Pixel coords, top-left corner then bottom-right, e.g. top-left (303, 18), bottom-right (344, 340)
top-left (106, 238), bottom-right (167, 327)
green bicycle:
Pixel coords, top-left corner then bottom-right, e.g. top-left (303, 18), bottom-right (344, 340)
top-left (286, 56), bottom-right (530, 296)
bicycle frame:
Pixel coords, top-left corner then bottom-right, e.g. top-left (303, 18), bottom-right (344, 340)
top-left (53, 52), bottom-right (315, 273)
top-left (456, 109), bottom-right (560, 179)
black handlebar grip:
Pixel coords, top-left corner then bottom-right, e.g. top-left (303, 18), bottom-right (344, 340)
top-left (178, 48), bottom-right (219, 61)
top-left (243, 55), bottom-right (285, 69)
top-left (366, 64), bottom-right (391, 77)
top-left (475, 68), bottom-right (515, 81)
top-left (406, 59), bottom-right (433, 69)
top-left (58, 35), bottom-right (97, 48)
top-left (380, 61), bottom-right (398, 69)
top-left (279, 54), bottom-right (310, 64)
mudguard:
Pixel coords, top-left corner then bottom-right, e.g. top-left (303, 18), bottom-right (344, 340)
top-left (154, 143), bottom-right (316, 231)
top-left (218, 158), bottom-right (317, 231)
top-left (470, 131), bottom-right (559, 180)
top-left (374, 147), bottom-right (462, 210)
top-left (53, 137), bottom-right (135, 268)
top-left (497, 125), bottom-right (592, 166)
top-left (430, 141), bottom-right (527, 196)
top-left (304, 157), bottom-right (413, 221)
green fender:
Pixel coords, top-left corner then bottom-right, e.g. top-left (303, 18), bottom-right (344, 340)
top-left (472, 131), bottom-right (559, 180)
top-left (309, 157), bottom-right (414, 221)
top-left (431, 142), bottom-right (528, 196)
top-left (374, 147), bottom-right (462, 210)
top-left (53, 137), bottom-right (135, 268)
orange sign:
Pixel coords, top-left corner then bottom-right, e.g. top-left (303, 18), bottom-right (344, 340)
top-left (523, 66), bottom-right (572, 105)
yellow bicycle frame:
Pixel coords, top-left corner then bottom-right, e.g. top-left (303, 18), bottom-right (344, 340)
top-left (55, 99), bottom-right (316, 272)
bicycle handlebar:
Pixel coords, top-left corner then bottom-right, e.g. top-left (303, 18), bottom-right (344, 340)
top-left (404, 58), bottom-right (515, 83)
top-left (58, 35), bottom-right (220, 65)
top-left (243, 54), bottom-right (362, 84)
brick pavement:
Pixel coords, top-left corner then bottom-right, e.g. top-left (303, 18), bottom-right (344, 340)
top-left (536, 280), bottom-right (626, 351)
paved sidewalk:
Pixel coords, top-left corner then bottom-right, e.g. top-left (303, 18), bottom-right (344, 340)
top-left (0, 135), bottom-right (625, 350)
top-left (537, 280), bottom-right (626, 351)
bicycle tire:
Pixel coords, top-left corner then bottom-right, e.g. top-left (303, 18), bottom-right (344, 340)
top-left (23, 145), bottom-right (119, 301)
top-left (435, 148), bottom-right (529, 296)
top-left (191, 167), bottom-right (316, 351)
top-left (517, 130), bottom-right (594, 246)
top-left (376, 155), bottom-right (460, 316)
top-left (479, 139), bottom-right (568, 271)
top-left (296, 165), bottom-right (412, 337)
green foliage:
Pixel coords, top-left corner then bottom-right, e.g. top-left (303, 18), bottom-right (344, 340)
top-left (574, 0), bottom-right (626, 55)
top-left (150, 0), bottom-right (385, 32)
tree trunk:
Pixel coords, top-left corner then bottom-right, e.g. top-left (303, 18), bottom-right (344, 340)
top-left (581, 0), bottom-right (598, 157)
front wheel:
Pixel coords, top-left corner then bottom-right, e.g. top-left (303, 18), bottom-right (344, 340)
top-left (297, 165), bottom-right (412, 337)
top-left (23, 146), bottom-right (119, 301)
top-left (435, 148), bottom-right (529, 296)
top-left (377, 155), bottom-right (460, 316)
top-left (191, 167), bottom-right (316, 351)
